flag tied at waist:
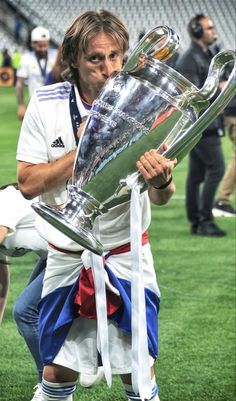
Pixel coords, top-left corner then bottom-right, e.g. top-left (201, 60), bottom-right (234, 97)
top-left (74, 230), bottom-right (149, 319)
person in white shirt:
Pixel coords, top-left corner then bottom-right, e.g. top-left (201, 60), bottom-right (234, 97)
top-left (0, 183), bottom-right (47, 400)
top-left (0, 182), bottom-right (107, 400)
top-left (0, 183), bottom-right (47, 323)
top-left (17, 10), bottom-right (177, 401)
top-left (16, 26), bottom-right (57, 120)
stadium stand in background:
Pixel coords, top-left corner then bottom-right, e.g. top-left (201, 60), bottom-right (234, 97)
top-left (0, 0), bottom-right (235, 60)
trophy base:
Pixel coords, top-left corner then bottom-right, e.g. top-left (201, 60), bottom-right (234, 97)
top-left (32, 202), bottom-right (104, 256)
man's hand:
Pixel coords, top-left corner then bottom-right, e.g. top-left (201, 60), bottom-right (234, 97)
top-left (0, 226), bottom-right (9, 243)
top-left (136, 149), bottom-right (177, 188)
top-left (17, 104), bottom-right (26, 121)
top-left (136, 148), bottom-right (177, 205)
top-left (16, 77), bottom-right (26, 120)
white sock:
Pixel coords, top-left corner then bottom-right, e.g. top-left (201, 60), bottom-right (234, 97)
top-left (41, 378), bottom-right (77, 401)
top-left (124, 376), bottom-right (159, 400)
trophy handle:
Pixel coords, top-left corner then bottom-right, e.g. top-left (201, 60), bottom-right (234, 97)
top-left (187, 50), bottom-right (236, 107)
top-left (123, 25), bottom-right (179, 72)
top-left (164, 50), bottom-right (236, 162)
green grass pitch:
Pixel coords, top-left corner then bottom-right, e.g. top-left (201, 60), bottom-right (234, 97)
top-left (0, 87), bottom-right (235, 401)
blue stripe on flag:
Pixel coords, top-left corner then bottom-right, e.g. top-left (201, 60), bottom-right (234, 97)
top-left (39, 266), bottom-right (160, 364)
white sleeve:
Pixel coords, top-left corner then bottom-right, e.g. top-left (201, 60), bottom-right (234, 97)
top-left (16, 92), bottom-right (49, 164)
top-left (0, 187), bottom-right (33, 232)
top-left (16, 53), bottom-right (29, 79)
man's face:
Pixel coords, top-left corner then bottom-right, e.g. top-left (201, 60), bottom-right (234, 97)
top-left (201, 17), bottom-right (217, 46)
top-left (76, 32), bottom-right (124, 98)
top-left (32, 40), bottom-right (49, 58)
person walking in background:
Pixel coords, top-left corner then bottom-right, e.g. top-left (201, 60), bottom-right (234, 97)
top-left (176, 14), bottom-right (226, 237)
top-left (16, 26), bottom-right (57, 120)
top-left (16, 10), bottom-right (177, 401)
top-left (213, 60), bottom-right (236, 217)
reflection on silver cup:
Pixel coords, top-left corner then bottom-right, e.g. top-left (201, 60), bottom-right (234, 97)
top-left (32, 25), bottom-right (236, 255)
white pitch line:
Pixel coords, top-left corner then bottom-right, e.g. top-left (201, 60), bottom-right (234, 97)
top-left (172, 194), bottom-right (186, 200)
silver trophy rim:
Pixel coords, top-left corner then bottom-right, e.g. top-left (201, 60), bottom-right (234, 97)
top-left (32, 202), bottom-right (104, 256)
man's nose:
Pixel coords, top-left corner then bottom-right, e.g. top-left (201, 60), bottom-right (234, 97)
top-left (102, 60), bottom-right (114, 77)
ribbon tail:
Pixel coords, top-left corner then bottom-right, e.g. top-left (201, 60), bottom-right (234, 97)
top-left (128, 180), bottom-right (152, 400)
top-left (90, 253), bottom-right (112, 387)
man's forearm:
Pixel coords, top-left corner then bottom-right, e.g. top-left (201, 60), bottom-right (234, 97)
top-left (18, 149), bottom-right (77, 199)
top-left (16, 83), bottom-right (24, 106)
top-left (0, 258), bottom-right (10, 323)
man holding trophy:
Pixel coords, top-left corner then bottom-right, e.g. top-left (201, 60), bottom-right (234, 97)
top-left (16, 9), bottom-right (177, 401)
top-left (16, 5), bottom-right (236, 400)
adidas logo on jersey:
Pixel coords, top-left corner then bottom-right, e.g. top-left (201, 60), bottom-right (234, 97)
top-left (51, 137), bottom-right (65, 148)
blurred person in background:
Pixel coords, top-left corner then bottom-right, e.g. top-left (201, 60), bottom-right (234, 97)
top-left (176, 14), bottom-right (227, 237)
top-left (2, 48), bottom-right (12, 67)
top-left (0, 183), bottom-right (47, 400)
top-left (16, 26), bottom-right (57, 120)
top-left (45, 45), bottom-right (64, 85)
top-left (16, 9), bottom-right (177, 401)
top-left (12, 48), bottom-right (22, 85)
top-left (213, 59), bottom-right (236, 217)
top-left (14, 14), bottom-right (22, 43)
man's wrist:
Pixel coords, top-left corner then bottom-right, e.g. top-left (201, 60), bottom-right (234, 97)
top-left (153, 175), bottom-right (173, 190)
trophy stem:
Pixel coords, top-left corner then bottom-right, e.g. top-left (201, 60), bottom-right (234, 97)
top-left (32, 186), bottom-right (106, 255)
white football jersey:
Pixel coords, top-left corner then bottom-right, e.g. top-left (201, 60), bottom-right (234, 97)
top-left (17, 82), bottom-right (151, 251)
top-left (16, 48), bottom-right (57, 96)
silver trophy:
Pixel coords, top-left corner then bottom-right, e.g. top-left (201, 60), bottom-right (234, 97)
top-left (32, 26), bottom-right (236, 255)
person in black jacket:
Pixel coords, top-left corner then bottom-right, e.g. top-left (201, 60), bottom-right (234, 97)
top-left (176, 14), bottom-right (226, 236)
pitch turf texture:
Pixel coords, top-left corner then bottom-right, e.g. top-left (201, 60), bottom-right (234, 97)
top-left (0, 87), bottom-right (235, 401)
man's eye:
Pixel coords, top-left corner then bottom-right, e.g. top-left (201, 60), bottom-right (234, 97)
top-left (110, 53), bottom-right (118, 60)
top-left (89, 55), bottom-right (101, 62)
